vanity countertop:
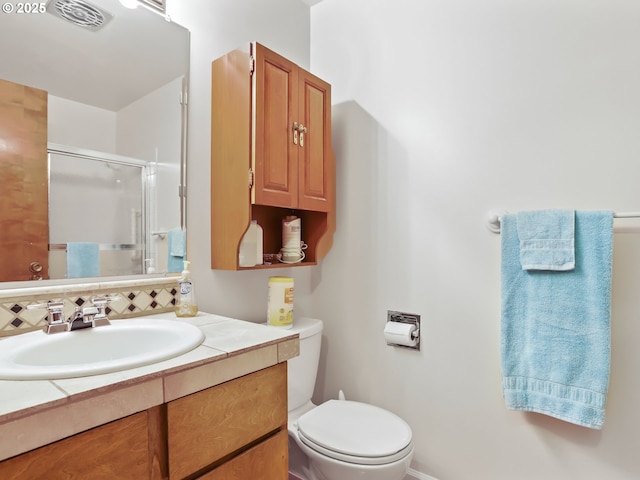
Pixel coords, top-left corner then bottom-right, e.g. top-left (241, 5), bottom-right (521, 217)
top-left (0, 311), bottom-right (299, 462)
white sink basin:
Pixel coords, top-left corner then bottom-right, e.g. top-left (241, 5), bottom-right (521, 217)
top-left (0, 319), bottom-right (205, 380)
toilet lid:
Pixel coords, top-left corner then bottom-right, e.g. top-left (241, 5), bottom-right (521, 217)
top-left (297, 400), bottom-right (412, 461)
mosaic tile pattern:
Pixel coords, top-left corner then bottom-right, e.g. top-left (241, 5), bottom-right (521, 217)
top-left (0, 278), bottom-right (180, 337)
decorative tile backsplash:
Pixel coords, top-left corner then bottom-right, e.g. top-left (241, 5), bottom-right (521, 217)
top-left (0, 276), bottom-right (180, 337)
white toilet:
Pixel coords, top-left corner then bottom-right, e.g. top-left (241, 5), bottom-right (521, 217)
top-left (287, 317), bottom-right (414, 480)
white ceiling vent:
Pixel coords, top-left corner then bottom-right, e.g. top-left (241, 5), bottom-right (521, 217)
top-left (46, 0), bottom-right (113, 31)
top-left (138, 0), bottom-right (165, 15)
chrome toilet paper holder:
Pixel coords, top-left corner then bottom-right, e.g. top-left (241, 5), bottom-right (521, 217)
top-left (385, 311), bottom-right (420, 351)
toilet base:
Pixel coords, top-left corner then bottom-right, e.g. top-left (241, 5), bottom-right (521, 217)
top-left (289, 431), bottom-right (313, 479)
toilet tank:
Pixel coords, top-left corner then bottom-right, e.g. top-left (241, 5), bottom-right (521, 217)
top-left (286, 317), bottom-right (323, 412)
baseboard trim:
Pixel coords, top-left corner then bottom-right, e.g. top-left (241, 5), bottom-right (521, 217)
top-left (290, 466), bottom-right (436, 480)
top-left (406, 468), bottom-right (439, 480)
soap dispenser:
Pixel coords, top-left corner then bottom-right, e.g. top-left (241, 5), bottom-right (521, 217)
top-left (175, 260), bottom-right (198, 317)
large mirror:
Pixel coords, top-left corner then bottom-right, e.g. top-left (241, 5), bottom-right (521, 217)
top-left (0, 0), bottom-right (189, 283)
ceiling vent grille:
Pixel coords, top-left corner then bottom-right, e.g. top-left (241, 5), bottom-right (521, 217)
top-left (46, 0), bottom-right (113, 31)
top-left (138, 0), bottom-right (165, 15)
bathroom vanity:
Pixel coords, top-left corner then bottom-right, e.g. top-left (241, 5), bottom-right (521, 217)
top-left (0, 312), bottom-right (298, 479)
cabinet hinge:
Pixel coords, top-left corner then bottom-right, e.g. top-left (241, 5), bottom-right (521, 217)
top-left (248, 168), bottom-right (254, 188)
top-left (249, 55), bottom-right (255, 76)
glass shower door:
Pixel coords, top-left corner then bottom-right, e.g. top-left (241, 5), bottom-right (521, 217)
top-left (48, 147), bottom-right (148, 279)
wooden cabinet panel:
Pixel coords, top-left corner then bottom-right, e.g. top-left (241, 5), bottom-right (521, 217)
top-left (297, 69), bottom-right (332, 212)
top-left (0, 412), bottom-right (150, 480)
top-left (196, 429), bottom-right (288, 480)
top-left (210, 46), bottom-right (253, 271)
top-left (254, 49), bottom-right (298, 209)
top-left (167, 363), bottom-right (287, 479)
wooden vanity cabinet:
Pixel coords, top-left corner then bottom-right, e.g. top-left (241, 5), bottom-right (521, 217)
top-left (211, 42), bottom-right (336, 270)
top-left (0, 364), bottom-right (289, 480)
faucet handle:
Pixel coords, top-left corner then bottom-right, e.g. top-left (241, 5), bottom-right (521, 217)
top-left (90, 295), bottom-right (121, 305)
top-left (90, 295), bottom-right (120, 314)
top-left (27, 301), bottom-right (67, 333)
top-left (89, 295), bottom-right (120, 326)
top-left (27, 301), bottom-right (64, 321)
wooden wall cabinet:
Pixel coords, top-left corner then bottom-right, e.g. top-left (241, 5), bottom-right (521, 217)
top-left (211, 42), bottom-right (336, 270)
top-left (0, 364), bottom-right (288, 480)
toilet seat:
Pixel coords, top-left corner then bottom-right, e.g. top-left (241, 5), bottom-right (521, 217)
top-left (296, 400), bottom-right (413, 466)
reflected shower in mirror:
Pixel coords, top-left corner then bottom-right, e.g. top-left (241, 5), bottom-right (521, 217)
top-left (48, 145), bottom-right (149, 279)
top-left (0, 0), bottom-right (189, 282)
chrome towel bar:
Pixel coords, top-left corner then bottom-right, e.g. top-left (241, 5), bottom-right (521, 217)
top-left (486, 210), bottom-right (640, 234)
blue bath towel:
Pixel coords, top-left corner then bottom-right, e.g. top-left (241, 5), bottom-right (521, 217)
top-left (516, 209), bottom-right (575, 271)
top-left (167, 227), bottom-right (186, 273)
top-left (500, 211), bottom-right (613, 429)
top-left (67, 242), bottom-right (100, 278)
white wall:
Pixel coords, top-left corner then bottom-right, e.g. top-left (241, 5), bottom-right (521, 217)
top-left (166, 0), bottom-right (316, 322)
top-left (48, 95), bottom-right (117, 152)
top-left (310, 0), bottom-right (640, 479)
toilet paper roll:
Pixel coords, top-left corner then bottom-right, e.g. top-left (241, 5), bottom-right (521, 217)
top-left (384, 321), bottom-right (418, 347)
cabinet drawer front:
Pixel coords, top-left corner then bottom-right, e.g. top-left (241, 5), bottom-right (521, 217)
top-left (167, 363), bottom-right (287, 479)
top-left (0, 412), bottom-right (150, 480)
top-left (196, 429), bottom-right (288, 480)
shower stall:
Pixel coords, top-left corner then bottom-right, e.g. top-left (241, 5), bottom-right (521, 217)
top-left (48, 143), bottom-right (152, 278)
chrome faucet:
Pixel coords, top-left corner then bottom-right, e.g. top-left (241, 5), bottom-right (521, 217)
top-left (28, 296), bottom-right (119, 334)
top-left (27, 301), bottom-right (67, 334)
top-left (68, 305), bottom-right (100, 331)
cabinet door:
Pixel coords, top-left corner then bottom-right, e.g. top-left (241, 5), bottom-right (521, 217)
top-left (253, 43), bottom-right (299, 209)
top-left (196, 430), bottom-right (288, 480)
top-left (0, 78), bottom-right (49, 281)
top-left (297, 70), bottom-right (332, 212)
top-left (167, 363), bottom-right (287, 479)
top-left (0, 412), bottom-right (150, 479)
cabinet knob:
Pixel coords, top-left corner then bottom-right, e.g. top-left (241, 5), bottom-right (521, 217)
top-left (293, 122), bottom-right (299, 145)
top-left (298, 124), bottom-right (307, 147)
